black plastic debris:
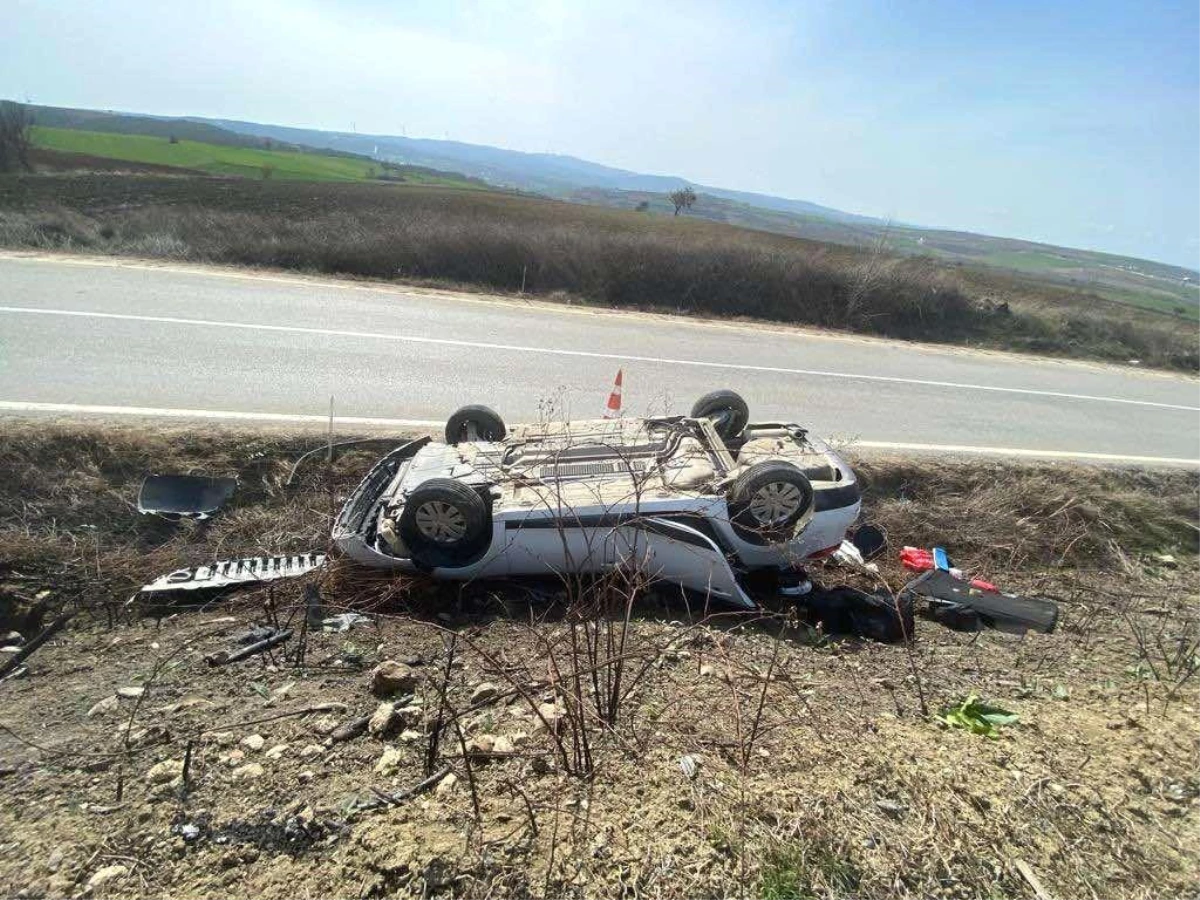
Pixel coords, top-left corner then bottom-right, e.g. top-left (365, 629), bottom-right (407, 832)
top-left (902, 570), bottom-right (1058, 635)
top-left (138, 475), bottom-right (237, 521)
top-left (849, 523), bottom-right (888, 562)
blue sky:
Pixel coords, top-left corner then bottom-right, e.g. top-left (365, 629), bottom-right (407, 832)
top-left (5, 0), bottom-right (1198, 267)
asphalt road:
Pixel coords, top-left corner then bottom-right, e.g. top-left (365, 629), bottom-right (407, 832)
top-left (1, 254), bottom-right (1197, 464)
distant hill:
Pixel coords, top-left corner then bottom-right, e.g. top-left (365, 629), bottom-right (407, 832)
top-left (21, 105), bottom-right (488, 188)
top-left (14, 103), bottom-right (1197, 315)
top-left (197, 117), bottom-right (880, 226)
top-left (31, 105), bottom-right (283, 150)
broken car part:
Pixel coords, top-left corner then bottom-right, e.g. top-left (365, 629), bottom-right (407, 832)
top-left (138, 474), bottom-right (236, 521)
top-left (902, 569), bottom-right (1059, 635)
top-left (140, 553), bottom-right (326, 594)
top-left (323, 613), bottom-right (373, 633)
top-left (0, 612), bottom-right (73, 678)
top-left (849, 523), bottom-right (887, 561)
top-left (285, 438), bottom-right (410, 487)
top-left (205, 628), bottom-right (293, 666)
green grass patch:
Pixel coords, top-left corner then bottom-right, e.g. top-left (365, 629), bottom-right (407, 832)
top-left (29, 126), bottom-right (477, 187)
top-left (759, 840), bottom-right (862, 899)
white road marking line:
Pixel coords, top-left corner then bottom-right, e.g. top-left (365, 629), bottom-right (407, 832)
top-left (0, 401), bottom-right (1196, 466)
top-left (0, 401), bottom-right (440, 429)
top-left (851, 440), bottom-right (1199, 466)
top-left (2, 305), bottom-right (1196, 413)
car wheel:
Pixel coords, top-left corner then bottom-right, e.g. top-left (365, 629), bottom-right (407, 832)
top-left (445, 405), bottom-right (506, 443)
top-left (397, 478), bottom-right (490, 568)
top-left (727, 461), bottom-right (814, 542)
top-left (690, 389), bottom-right (749, 439)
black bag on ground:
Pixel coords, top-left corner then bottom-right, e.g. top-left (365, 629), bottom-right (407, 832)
top-left (799, 586), bottom-right (914, 644)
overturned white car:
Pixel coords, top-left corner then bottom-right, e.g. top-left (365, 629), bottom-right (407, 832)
top-left (333, 391), bottom-right (861, 609)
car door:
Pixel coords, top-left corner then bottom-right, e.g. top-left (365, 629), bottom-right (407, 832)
top-left (607, 517), bottom-right (755, 609)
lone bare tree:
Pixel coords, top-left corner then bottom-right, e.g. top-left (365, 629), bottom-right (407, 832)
top-left (0, 101), bottom-right (34, 173)
top-left (668, 186), bottom-right (696, 216)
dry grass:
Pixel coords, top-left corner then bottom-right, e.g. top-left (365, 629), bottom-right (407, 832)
top-left (1, 174), bottom-right (1195, 371)
top-left (0, 421), bottom-right (1197, 899)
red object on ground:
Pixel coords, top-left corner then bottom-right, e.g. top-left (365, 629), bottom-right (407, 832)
top-left (603, 369), bottom-right (623, 418)
top-left (900, 546), bottom-right (935, 572)
top-left (970, 578), bottom-right (998, 591)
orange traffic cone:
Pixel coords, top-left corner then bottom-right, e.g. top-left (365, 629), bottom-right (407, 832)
top-left (603, 369), bottom-right (623, 418)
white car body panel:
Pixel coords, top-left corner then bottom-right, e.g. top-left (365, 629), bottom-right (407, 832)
top-left (332, 416), bottom-right (861, 608)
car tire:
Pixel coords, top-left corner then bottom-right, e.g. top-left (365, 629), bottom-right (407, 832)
top-left (690, 390), bottom-right (749, 439)
top-left (397, 478), bottom-right (491, 569)
top-left (727, 460), bottom-right (814, 542)
top-left (445, 405), bottom-right (506, 444)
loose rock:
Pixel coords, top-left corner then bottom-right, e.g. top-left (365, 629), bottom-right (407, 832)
top-left (87, 865), bottom-right (129, 890)
top-left (116, 686), bottom-right (145, 699)
top-left (492, 735), bottom-right (516, 754)
top-left (374, 747), bottom-right (405, 776)
top-left (146, 759), bottom-right (184, 785)
top-left (308, 715), bottom-right (340, 735)
top-left (371, 660), bottom-right (421, 697)
top-left (466, 735), bottom-right (495, 755)
top-left (232, 762), bottom-right (265, 780)
top-left (470, 682), bottom-right (500, 705)
top-left (86, 695), bottom-right (119, 718)
top-left (368, 702), bottom-right (397, 736)
top-left (241, 734), bottom-right (265, 752)
top-left (265, 744), bottom-right (288, 760)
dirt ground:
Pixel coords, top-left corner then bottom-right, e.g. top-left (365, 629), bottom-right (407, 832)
top-left (0, 421), bottom-right (1196, 899)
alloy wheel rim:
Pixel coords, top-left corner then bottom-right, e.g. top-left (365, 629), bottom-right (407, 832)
top-left (414, 501), bottom-right (468, 543)
top-left (748, 482), bottom-right (803, 525)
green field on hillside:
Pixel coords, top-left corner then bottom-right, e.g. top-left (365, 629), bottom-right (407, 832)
top-left (30, 126), bottom-right (477, 186)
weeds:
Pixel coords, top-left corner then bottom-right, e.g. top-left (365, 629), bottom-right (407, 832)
top-left (936, 694), bottom-right (1019, 739)
top-left (759, 838), bottom-right (862, 900)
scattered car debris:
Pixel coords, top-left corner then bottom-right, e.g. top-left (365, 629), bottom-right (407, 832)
top-left (903, 570), bottom-right (1059, 635)
top-left (831, 539), bottom-right (878, 573)
top-left (322, 613), bottom-right (373, 633)
top-left (205, 628), bottom-right (293, 667)
top-left (901, 546), bottom-right (997, 590)
top-left (140, 553), bottom-right (325, 594)
top-left (234, 625), bottom-right (279, 646)
top-left (849, 522), bottom-right (888, 561)
top-left (0, 611), bottom-right (73, 678)
top-left (138, 474), bottom-right (237, 521)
